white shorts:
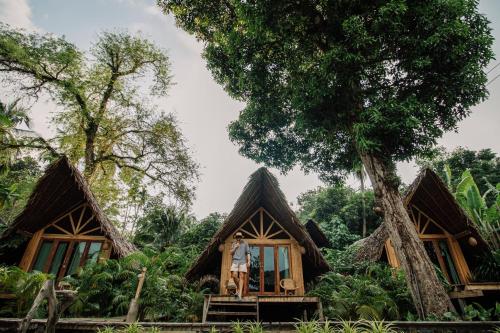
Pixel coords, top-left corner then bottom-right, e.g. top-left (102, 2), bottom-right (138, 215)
top-left (230, 262), bottom-right (247, 273)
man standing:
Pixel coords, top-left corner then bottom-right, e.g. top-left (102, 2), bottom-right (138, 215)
top-left (230, 231), bottom-right (250, 300)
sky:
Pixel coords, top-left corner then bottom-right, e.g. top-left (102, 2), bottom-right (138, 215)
top-left (0, 0), bottom-right (499, 218)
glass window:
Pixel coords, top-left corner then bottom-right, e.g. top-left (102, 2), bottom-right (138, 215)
top-left (86, 242), bottom-right (102, 265)
top-left (263, 246), bottom-right (275, 292)
top-left (32, 241), bottom-right (53, 272)
top-left (248, 246), bottom-right (260, 292)
top-left (67, 242), bottom-right (86, 276)
top-left (278, 246), bottom-right (290, 279)
top-left (49, 242), bottom-right (68, 276)
top-left (439, 240), bottom-right (461, 284)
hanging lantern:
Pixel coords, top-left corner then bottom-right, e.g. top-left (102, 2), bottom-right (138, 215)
top-left (468, 236), bottom-right (478, 247)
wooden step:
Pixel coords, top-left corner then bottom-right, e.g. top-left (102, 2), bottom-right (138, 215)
top-left (210, 302), bottom-right (257, 307)
top-left (207, 311), bottom-right (257, 316)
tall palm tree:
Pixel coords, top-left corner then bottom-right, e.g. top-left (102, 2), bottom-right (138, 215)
top-left (0, 99), bottom-right (31, 145)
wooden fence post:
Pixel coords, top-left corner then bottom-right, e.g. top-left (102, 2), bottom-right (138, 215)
top-left (126, 267), bottom-right (147, 323)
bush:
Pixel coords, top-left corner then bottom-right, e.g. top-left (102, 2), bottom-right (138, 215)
top-left (0, 265), bottom-right (50, 317)
top-left (309, 248), bottom-right (415, 321)
top-left (65, 246), bottom-right (204, 321)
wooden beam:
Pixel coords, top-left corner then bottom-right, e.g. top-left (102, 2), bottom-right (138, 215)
top-left (449, 290), bottom-right (483, 299)
top-left (19, 230), bottom-right (43, 271)
top-left (42, 234), bottom-right (107, 241)
top-left (52, 224), bottom-right (73, 235)
top-left (419, 234), bottom-right (448, 239)
top-left (465, 283), bottom-right (500, 291)
top-left (69, 213), bottom-right (76, 235)
top-left (79, 226), bottom-right (102, 236)
top-left (45, 203), bottom-right (86, 229)
top-left (76, 215), bottom-right (96, 234)
top-left (76, 205), bottom-right (87, 233)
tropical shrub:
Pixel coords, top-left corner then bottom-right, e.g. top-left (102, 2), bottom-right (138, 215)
top-left (0, 265), bottom-right (50, 317)
top-left (65, 247), bottom-right (203, 321)
top-left (310, 249), bottom-right (414, 321)
top-left (444, 167), bottom-right (500, 250)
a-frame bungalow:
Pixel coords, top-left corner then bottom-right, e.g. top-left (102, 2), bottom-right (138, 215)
top-left (0, 156), bottom-right (135, 280)
top-left (357, 168), bottom-right (499, 305)
top-left (186, 167), bottom-right (330, 322)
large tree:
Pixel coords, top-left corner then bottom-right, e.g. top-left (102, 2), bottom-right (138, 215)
top-left (159, 0), bottom-right (493, 317)
top-left (297, 184), bottom-right (381, 238)
top-left (0, 25), bottom-right (198, 211)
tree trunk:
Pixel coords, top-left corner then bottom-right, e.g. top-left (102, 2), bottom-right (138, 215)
top-left (83, 122), bottom-right (98, 179)
top-left (358, 151), bottom-right (453, 318)
top-left (360, 169), bottom-right (367, 238)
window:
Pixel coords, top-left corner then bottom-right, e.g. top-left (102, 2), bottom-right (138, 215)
top-left (32, 241), bottom-right (53, 272)
top-left (30, 239), bottom-right (104, 279)
top-left (247, 244), bottom-right (291, 295)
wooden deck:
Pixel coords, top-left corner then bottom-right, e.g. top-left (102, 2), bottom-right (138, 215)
top-left (203, 295), bottom-right (323, 323)
top-left (209, 295), bottom-right (320, 303)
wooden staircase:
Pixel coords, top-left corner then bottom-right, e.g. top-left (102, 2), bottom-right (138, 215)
top-left (203, 295), bottom-right (259, 323)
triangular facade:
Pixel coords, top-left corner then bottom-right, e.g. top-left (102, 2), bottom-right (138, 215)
top-left (0, 156), bottom-right (134, 279)
top-left (186, 167), bottom-right (329, 296)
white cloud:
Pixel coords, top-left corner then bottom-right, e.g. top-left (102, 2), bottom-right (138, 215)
top-left (0, 0), bottom-right (36, 30)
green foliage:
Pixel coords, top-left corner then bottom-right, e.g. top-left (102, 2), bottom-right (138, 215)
top-left (310, 249), bottom-right (414, 321)
top-left (462, 302), bottom-right (500, 321)
top-left (0, 157), bottom-right (42, 223)
top-left (133, 202), bottom-right (192, 251)
top-left (418, 147), bottom-right (500, 206)
top-left (97, 324), bottom-right (160, 333)
top-left (447, 168), bottom-right (500, 250)
top-left (0, 265), bottom-right (50, 317)
top-left (474, 249), bottom-right (500, 282)
top-left (0, 24), bottom-right (199, 214)
top-left (293, 320), bottom-right (399, 333)
top-left (179, 212), bottom-right (224, 251)
top-left (65, 247), bottom-right (203, 321)
top-left (297, 184), bottom-right (381, 247)
top-left (159, 0), bottom-right (493, 183)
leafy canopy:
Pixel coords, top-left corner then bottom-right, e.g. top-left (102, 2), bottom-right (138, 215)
top-left (159, 0), bottom-right (493, 182)
top-left (297, 184), bottom-right (381, 240)
top-left (0, 25), bottom-right (199, 210)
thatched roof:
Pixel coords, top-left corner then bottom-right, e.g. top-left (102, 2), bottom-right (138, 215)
top-left (404, 168), bottom-right (486, 244)
top-left (305, 219), bottom-right (331, 248)
top-left (186, 167), bottom-right (330, 281)
top-left (355, 168), bottom-right (488, 263)
top-left (1, 156), bottom-right (135, 257)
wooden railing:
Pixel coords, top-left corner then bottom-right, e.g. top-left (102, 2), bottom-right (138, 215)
top-left (0, 319), bottom-right (498, 332)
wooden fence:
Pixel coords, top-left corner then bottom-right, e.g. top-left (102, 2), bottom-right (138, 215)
top-left (0, 318), bottom-right (499, 332)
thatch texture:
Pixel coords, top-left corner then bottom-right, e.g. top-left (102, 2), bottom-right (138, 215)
top-left (1, 156), bottom-right (135, 257)
top-left (355, 168), bottom-right (488, 263)
top-left (186, 167), bottom-right (330, 281)
top-left (305, 219), bottom-right (331, 248)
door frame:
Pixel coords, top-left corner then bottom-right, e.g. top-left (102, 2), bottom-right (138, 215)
top-left (247, 243), bottom-right (292, 295)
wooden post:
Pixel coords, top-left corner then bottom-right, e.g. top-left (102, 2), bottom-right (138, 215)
top-left (126, 267), bottom-right (147, 323)
top-left (317, 300), bottom-right (324, 321)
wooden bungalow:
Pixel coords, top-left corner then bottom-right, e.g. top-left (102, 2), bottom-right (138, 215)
top-left (0, 156), bottom-right (135, 281)
top-left (186, 167), bottom-right (330, 323)
top-left (356, 168), bottom-right (499, 304)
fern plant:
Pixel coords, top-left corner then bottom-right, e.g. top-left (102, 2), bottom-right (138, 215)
top-left (294, 320), bottom-right (319, 333)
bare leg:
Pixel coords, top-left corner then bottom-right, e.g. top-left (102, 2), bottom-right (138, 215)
top-left (232, 271), bottom-right (239, 295)
top-left (238, 272), bottom-right (246, 299)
